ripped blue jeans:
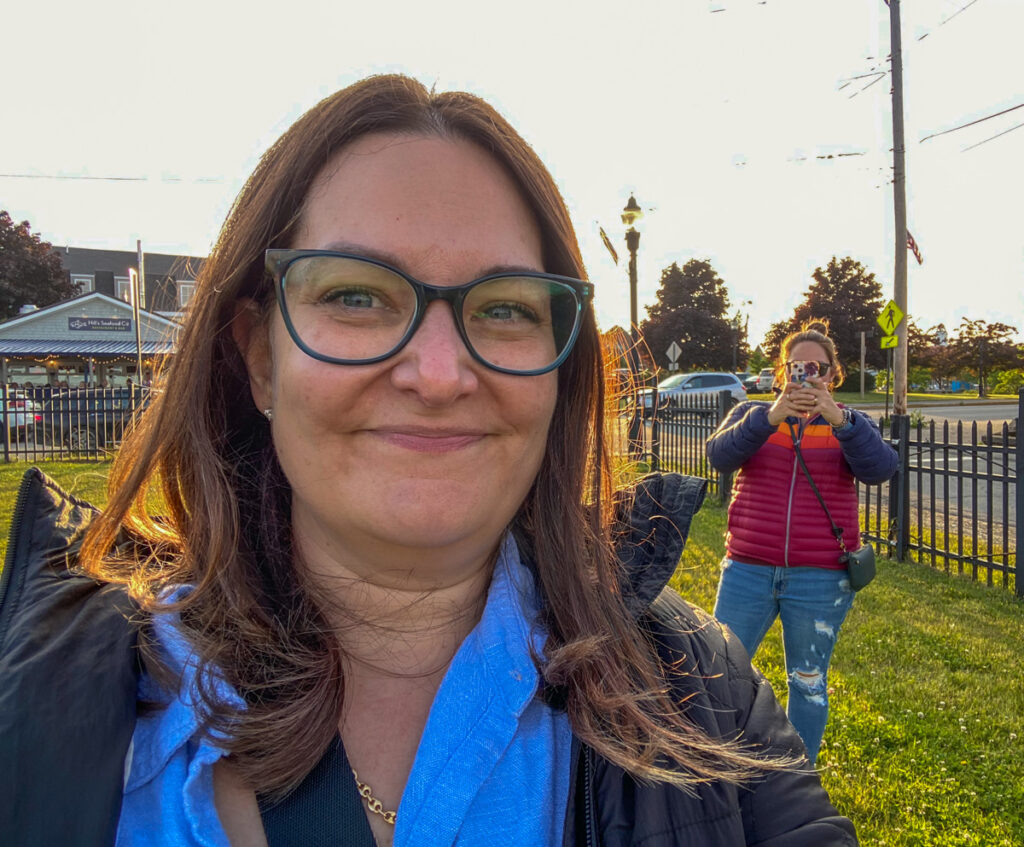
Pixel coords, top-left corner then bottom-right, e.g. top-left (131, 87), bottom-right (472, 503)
top-left (713, 559), bottom-right (855, 763)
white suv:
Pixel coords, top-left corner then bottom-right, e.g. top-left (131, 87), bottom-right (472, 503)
top-left (640, 372), bottom-right (747, 412)
top-left (755, 368), bottom-right (775, 392)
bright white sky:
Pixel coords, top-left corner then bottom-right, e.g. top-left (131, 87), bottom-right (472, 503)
top-left (3, 0), bottom-right (1021, 354)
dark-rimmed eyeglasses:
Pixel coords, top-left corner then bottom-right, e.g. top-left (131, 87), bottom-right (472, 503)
top-left (265, 250), bottom-right (592, 376)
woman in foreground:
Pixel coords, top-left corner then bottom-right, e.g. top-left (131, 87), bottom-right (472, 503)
top-left (708, 322), bottom-right (897, 764)
top-left (1, 77), bottom-right (857, 845)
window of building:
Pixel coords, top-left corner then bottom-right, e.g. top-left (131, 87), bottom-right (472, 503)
top-left (177, 281), bottom-right (196, 308)
top-left (115, 276), bottom-right (132, 302)
top-left (71, 273), bottom-right (94, 293)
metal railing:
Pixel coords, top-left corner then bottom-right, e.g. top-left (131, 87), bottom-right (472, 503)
top-left (859, 391), bottom-right (1020, 595)
top-left (1, 384), bottom-right (150, 462)
top-left (628, 387), bottom-right (1020, 597)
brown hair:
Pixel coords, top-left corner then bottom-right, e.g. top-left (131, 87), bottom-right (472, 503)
top-left (81, 74), bottom-right (780, 797)
top-left (775, 319), bottom-right (846, 390)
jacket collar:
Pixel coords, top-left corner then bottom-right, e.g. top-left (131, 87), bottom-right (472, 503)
top-left (611, 473), bottom-right (707, 615)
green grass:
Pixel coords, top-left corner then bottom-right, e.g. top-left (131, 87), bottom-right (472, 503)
top-left (675, 504), bottom-right (1024, 846)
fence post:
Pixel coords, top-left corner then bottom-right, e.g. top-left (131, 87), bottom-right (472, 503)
top-left (889, 414), bottom-right (911, 561)
top-left (1016, 388), bottom-right (1022, 598)
top-left (1, 384), bottom-right (9, 464)
top-left (716, 389), bottom-right (733, 505)
top-left (649, 385), bottom-right (660, 472)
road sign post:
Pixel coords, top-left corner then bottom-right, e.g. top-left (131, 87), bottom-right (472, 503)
top-left (666, 341), bottom-right (681, 372)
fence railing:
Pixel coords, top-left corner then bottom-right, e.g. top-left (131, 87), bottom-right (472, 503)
top-left (859, 396), bottom-right (1019, 595)
top-left (1, 384), bottom-right (150, 463)
top-left (627, 387), bottom-right (1021, 597)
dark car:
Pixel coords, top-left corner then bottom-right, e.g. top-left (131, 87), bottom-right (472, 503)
top-left (33, 388), bottom-right (150, 451)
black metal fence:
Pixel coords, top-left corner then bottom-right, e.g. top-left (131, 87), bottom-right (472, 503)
top-left (859, 392), bottom-right (1020, 596)
top-left (631, 388), bottom-right (1021, 597)
top-left (628, 390), bottom-right (737, 500)
top-left (1, 384), bottom-right (150, 462)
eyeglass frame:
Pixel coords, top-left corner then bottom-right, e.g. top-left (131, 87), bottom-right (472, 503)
top-left (264, 249), bottom-right (593, 376)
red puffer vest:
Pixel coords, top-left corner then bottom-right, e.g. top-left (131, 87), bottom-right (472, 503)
top-left (726, 421), bottom-right (860, 568)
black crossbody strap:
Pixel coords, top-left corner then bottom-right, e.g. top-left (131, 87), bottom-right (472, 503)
top-left (787, 422), bottom-right (847, 553)
top-left (258, 734), bottom-right (376, 847)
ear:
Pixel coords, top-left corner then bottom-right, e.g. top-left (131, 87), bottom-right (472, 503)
top-left (231, 298), bottom-right (273, 413)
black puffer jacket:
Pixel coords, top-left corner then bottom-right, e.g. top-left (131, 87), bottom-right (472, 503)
top-left (0, 468), bottom-right (857, 845)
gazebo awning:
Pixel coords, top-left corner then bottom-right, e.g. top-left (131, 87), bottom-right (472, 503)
top-left (0, 339), bottom-right (176, 356)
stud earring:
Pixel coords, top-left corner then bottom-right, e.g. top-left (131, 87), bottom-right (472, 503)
top-left (263, 408), bottom-right (273, 421)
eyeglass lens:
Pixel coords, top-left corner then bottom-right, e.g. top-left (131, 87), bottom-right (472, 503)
top-left (280, 255), bottom-right (579, 372)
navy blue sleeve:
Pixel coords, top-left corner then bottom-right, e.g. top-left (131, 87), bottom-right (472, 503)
top-left (706, 401), bottom-right (777, 474)
top-left (835, 409), bottom-right (899, 484)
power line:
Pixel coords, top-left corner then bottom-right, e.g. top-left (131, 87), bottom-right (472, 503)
top-left (0, 172), bottom-right (144, 182)
top-left (920, 102), bottom-right (1024, 142)
top-left (918, 0), bottom-right (983, 41)
top-left (0, 172), bottom-right (225, 184)
top-left (961, 119), bottom-right (1024, 152)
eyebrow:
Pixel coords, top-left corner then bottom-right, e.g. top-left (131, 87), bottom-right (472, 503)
top-left (318, 241), bottom-right (543, 279)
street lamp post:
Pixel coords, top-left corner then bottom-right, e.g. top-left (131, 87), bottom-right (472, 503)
top-left (731, 300), bottom-right (753, 372)
top-left (621, 195), bottom-right (644, 459)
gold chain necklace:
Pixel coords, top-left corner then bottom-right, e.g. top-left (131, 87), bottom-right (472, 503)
top-left (351, 769), bottom-right (397, 825)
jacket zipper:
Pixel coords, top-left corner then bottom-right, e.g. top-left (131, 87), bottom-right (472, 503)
top-left (0, 470), bottom-right (37, 648)
top-left (583, 744), bottom-right (596, 847)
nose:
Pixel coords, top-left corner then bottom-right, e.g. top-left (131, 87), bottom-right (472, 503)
top-left (389, 301), bottom-right (479, 404)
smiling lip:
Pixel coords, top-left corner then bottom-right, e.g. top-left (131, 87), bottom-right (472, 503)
top-left (374, 427), bottom-right (487, 453)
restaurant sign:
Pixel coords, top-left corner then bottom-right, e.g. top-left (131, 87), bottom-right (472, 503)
top-left (68, 317), bottom-right (132, 332)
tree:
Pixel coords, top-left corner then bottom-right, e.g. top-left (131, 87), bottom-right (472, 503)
top-left (0, 212), bottom-right (78, 320)
top-left (763, 257), bottom-right (886, 379)
top-left (947, 318), bottom-right (1020, 397)
top-left (639, 260), bottom-right (736, 371)
top-left (747, 347), bottom-right (771, 374)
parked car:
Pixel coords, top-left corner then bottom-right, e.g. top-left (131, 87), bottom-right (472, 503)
top-left (639, 372), bottom-right (747, 415)
top-left (1, 390), bottom-right (43, 441)
top-left (755, 368), bottom-right (776, 392)
top-left (33, 388), bottom-right (150, 451)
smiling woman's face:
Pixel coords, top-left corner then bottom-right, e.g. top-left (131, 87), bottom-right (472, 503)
top-left (235, 133), bottom-right (558, 580)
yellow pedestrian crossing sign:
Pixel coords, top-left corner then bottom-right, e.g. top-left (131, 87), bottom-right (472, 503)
top-left (877, 300), bottom-right (904, 335)
top-left (880, 334), bottom-right (898, 349)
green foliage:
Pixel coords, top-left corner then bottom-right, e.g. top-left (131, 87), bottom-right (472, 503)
top-left (991, 369), bottom-right (1024, 395)
top-left (672, 503), bottom-right (1024, 846)
top-left (0, 212), bottom-right (79, 320)
top-left (762, 256), bottom-right (886, 371)
top-left (747, 347), bottom-right (770, 374)
top-left (639, 260), bottom-right (737, 371)
top-left (840, 369), bottom-right (876, 392)
top-left (947, 319), bottom-right (1021, 396)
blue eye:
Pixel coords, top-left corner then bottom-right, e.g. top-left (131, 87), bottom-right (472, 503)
top-left (323, 288), bottom-right (377, 309)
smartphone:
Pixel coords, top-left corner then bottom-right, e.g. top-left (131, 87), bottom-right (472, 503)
top-left (789, 361), bottom-right (820, 385)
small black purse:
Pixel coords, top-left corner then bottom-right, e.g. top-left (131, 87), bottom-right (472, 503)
top-left (790, 425), bottom-right (877, 591)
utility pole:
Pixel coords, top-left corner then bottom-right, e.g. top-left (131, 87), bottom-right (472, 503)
top-left (860, 331), bottom-right (867, 399)
top-left (890, 0), bottom-right (909, 415)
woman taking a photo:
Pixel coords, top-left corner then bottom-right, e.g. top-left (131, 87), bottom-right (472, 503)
top-left (2, 78), bottom-right (856, 845)
top-left (707, 322), bottom-right (897, 765)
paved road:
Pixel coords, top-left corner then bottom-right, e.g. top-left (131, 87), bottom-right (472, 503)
top-left (861, 403), bottom-right (1018, 426)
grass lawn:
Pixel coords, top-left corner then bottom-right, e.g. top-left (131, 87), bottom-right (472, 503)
top-left (676, 504), bottom-right (1024, 846)
top-left (3, 462), bottom-right (1022, 844)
